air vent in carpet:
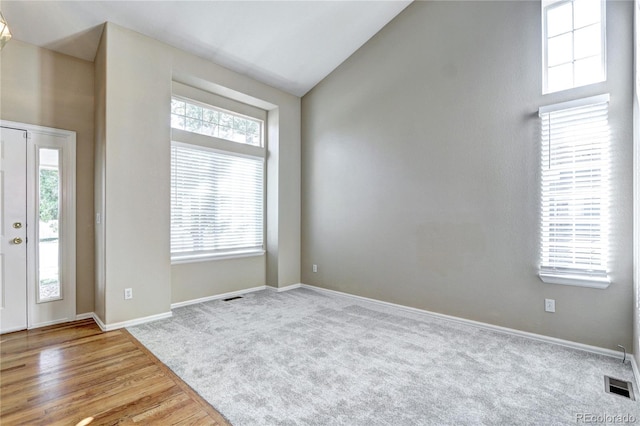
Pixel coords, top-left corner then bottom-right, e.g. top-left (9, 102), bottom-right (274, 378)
top-left (604, 376), bottom-right (635, 400)
top-left (223, 296), bottom-right (243, 302)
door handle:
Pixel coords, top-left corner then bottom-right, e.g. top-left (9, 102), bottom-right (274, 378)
top-left (12, 237), bottom-right (23, 245)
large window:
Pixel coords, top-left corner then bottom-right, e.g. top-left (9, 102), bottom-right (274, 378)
top-left (542, 0), bottom-right (606, 94)
top-left (538, 94), bottom-right (610, 288)
top-left (170, 88), bottom-right (266, 263)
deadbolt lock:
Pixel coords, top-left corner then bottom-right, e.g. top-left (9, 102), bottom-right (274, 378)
top-left (12, 237), bottom-right (23, 245)
top-left (13, 222), bottom-right (22, 229)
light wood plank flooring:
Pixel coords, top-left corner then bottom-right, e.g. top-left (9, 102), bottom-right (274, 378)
top-left (1, 319), bottom-right (230, 426)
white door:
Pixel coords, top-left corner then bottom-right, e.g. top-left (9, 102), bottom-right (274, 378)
top-left (0, 123), bottom-right (76, 333)
top-left (0, 127), bottom-right (28, 333)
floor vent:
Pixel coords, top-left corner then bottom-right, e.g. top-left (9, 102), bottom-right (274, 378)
top-left (223, 296), bottom-right (243, 302)
top-left (604, 376), bottom-right (635, 400)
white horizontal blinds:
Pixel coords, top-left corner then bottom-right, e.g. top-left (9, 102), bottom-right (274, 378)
top-left (171, 144), bottom-right (264, 257)
top-left (539, 96), bottom-right (610, 278)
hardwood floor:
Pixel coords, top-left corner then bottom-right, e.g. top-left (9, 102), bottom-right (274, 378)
top-left (0, 319), bottom-right (230, 426)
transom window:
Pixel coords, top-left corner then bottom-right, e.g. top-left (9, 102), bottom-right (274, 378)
top-left (171, 97), bottom-right (263, 147)
top-left (542, 0), bottom-right (606, 94)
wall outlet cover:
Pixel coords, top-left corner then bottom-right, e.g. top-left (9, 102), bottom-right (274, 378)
top-left (545, 298), bottom-right (555, 313)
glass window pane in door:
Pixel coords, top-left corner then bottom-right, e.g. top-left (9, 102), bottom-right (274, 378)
top-left (38, 148), bottom-right (61, 302)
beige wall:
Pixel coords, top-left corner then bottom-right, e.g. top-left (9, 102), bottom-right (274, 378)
top-left (172, 256), bottom-right (265, 303)
top-left (96, 23), bottom-right (300, 321)
top-left (97, 24), bottom-right (172, 323)
top-left (302, 0), bottom-right (634, 350)
top-left (1, 40), bottom-right (95, 315)
top-left (94, 29), bottom-right (107, 321)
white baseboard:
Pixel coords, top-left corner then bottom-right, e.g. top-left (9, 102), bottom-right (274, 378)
top-left (77, 312), bottom-right (107, 331)
top-left (267, 283), bottom-right (302, 292)
top-left (81, 311), bottom-right (172, 332)
top-left (1, 325), bottom-right (26, 334)
top-left (75, 312), bottom-right (95, 321)
top-left (29, 316), bottom-right (79, 330)
top-left (299, 284), bottom-right (627, 361)
top-left (92, 313), bottom-right (107, 331)
top-left (631, 355), bottom-right (640, 386)
top-left (170, 285), bottom-right (267, 309)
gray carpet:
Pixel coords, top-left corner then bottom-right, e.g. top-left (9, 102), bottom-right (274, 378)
top-left (128, 288), bottom-right (639, 425)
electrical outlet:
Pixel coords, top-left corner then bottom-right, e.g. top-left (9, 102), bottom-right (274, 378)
top-left (545, 298), bottom-right (555, 313)
top-left (312, 264), bottom-right (318, 273)
top-left (124, 288), bottom-right (133, 300)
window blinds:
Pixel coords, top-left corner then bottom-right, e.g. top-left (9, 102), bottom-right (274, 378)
top-left (539, 94), bottom-right (610, 285)
top-left (171, 143), bottom-right (264, 259)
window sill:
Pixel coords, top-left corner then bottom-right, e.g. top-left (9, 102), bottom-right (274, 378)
top-left (538, 272), bottom-right (610, 289)
top-left (171, 249), bottom-right (265, 265)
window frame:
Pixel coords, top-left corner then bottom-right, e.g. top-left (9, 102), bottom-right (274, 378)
top-left (538, 93), bottom-right (611, 289)
top-left (170, 85), bottom-right (267, 264)
top-left (542, 0), bottom-right (607, 94)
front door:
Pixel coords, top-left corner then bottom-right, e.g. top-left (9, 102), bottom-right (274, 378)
top-left (0, 127), bottom-right (28, 333)
top-left (0, 123), bottom-right (76, 334)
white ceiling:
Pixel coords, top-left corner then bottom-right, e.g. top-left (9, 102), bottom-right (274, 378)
top-left (1, 1), bottom-right (411, 96)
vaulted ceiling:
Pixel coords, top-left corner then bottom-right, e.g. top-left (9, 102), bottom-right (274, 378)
top-left (1, 1), bottom-right (412, 96)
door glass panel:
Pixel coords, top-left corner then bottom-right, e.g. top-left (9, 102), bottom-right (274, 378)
top-left (38, 148), bottom-right (61, 302)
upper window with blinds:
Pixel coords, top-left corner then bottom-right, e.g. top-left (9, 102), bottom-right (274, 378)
top-left (538, 94), bottom-right (610, 288)
top-left (171, 97), bottom-right (263, 147)
top-left (542, 0), bottom-right (606, 94)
